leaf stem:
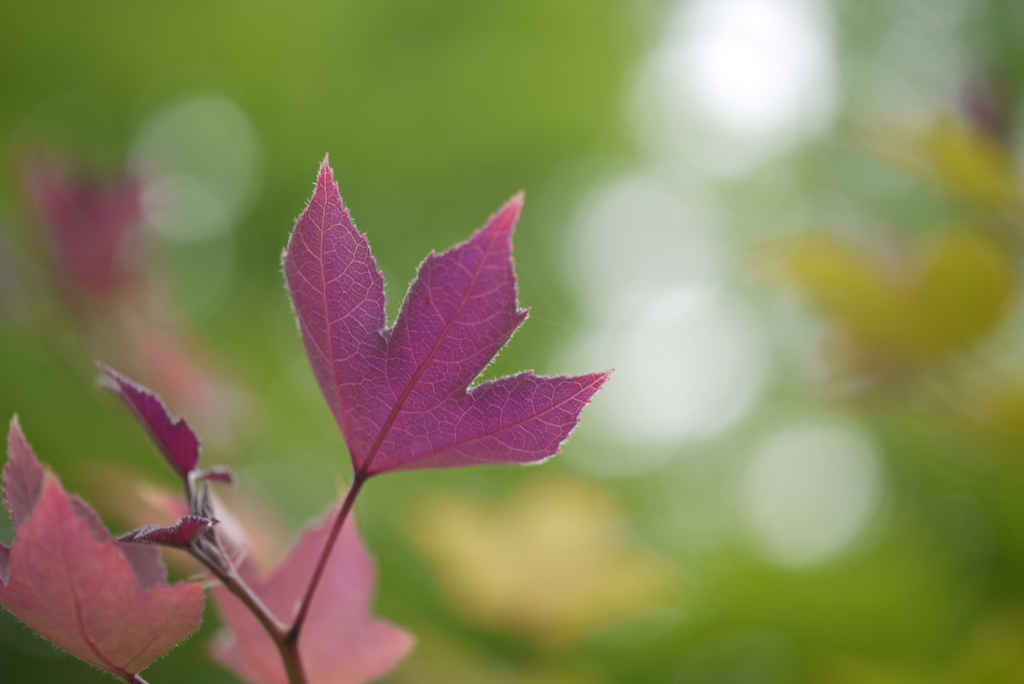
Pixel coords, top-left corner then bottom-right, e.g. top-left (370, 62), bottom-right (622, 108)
top-left (191, 543), bottom-right (308, 684)
top-left (285, 472), bottom-right (368, 645)
top-left (184, 472), bottom-right (368, 684)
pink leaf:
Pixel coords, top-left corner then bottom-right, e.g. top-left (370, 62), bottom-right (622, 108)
top-left (99, 362), bottom-right (201, 480)
top-left (211, 502), bottom-right (413, 684)
top-left (194, 466), bottom-right (237, 486)
top-left (70, 493), bottom-right (168, 593)
top-left (0, 416), bottom-right (204, 679)
top-left (3, 417), bottom-right (44, 532)
top-left (283, 159), bottom-right (608, 477)
top-left (119, 515), bottom-right (216, 548)
top-left (24, 151), bottom-right (142, 299)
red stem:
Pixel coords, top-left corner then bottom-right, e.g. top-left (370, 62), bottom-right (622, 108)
top-left (286, 472), bottom-right (368, 644)
top-left (183, 473), bottom-right (368, 683)
top-left (191, 544), bottom-right (308, 684)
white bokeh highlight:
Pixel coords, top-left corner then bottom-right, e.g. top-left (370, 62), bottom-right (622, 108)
top-left (679, 0), bottom-right (834, 136)
top-left (564, 294), bottom-right (765, 477)
top-left (560, 0), bottom-right (838, 471)
top-left (744, 418), bottom-right (883, 568)
top-left (562, 172), bottom-right (766, 476)
top-left (569, 174), bottom-right (721, 311)
top-left (638, 0), bottom-right (836, 174)
top-left (133, 94), bottom-right (262, 242)
top-left (600, 286), bottom-right (764, 445)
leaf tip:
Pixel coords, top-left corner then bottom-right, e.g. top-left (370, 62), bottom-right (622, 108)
top-left (95, 359), bottom-right (123, 390)
top-left (589, 369), bottom-right (613, 393)
top-left (494, 193), bottom-right (524, 235)
top-left (6, 413), bottom-right (35, 465)
top-left (4, 415), bottom-right (45, 535)
top-left (95, 363), bottom-right (119, 397)
top-left (193, 466), bottom-right (237, 487)
top-left (316, 155), bottom-right (336, 192)
top-left (8, 413), bottom-right (22, 438)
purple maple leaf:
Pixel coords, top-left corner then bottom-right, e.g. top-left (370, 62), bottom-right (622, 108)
top-left (283, 160), bottom-right (608, 477)
top-left (99, 362), bottom-right (200, 481)
top-left (119, 515), bottom-right (216, 549)
top-left (24, 151), bottom-right (142, 299)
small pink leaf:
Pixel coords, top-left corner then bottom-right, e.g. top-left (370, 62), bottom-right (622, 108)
top-left (211, 502), bottom-right (413, 684)
top-left (24, 152), bottom-right (142, 299)
top-left (99, 362), bottom-right (201, 480)
top-left (193, 466), bottom-right (237, 486)
top-left (0, 418), bottom-right (204, 678)
top-left (283, 160), bottom-right (608, 477)
top-left (3, 416), bottom-right (43, 532)
top-left (119, 515), bottom-right (216, 548)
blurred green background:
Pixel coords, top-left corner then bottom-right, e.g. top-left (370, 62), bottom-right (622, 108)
top-left (5, 0), bottom-right (1024, 682)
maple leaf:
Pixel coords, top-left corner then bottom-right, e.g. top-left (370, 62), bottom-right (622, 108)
top-left (0, 416), bottom-right (204, 680)
top-left (99, 362), bottom-right (202, 482)
top-left (23, 150), bottom-right (142, 299)
top-left (118, 515), bottom-right (217, 548)
top-left (283, 159), bottom-right (608, 477)
top-left (210, 503), bottom-right (414, 684)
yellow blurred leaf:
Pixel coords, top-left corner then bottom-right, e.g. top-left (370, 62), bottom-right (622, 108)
top-left (957, 375), bottom-right (1024, 450)
top-left (919, 116), bottom-right (1020, 208)
top-left (916, 231), bottom-right (1015, 351)
top-left (408, 476), bottom-right (676, 649)
top-left (869, 115), bottom-right (1020, 208)
top-left (769, 229), bottom-right (1014, 379)
top-left (768, 235), bottom-right (908, 347)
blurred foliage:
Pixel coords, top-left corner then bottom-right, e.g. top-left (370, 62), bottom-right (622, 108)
top-left (872, 115), bottom-right (1021, 209)
top-left (6, 1), bottom-right (1024, 684)
top-left (821, 613), bottom-right (1024, 684)
top-left (768, 228), bottom-right (1015, 381)
top-left (409, 476), bottom-right (676, 649)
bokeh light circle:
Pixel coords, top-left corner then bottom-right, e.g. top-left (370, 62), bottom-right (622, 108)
top-left (744, 418), bottom-right (883, 568)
